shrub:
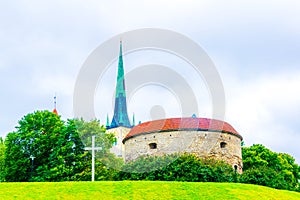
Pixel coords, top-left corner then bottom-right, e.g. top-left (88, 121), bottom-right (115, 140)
top-left (114, 154), bottom-right (236, 182)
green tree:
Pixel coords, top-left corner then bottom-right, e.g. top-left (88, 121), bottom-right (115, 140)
top-left (241, 144), bottom-right (300, 191)
top-left (74, 118), bottom-right (123, 179)
top-left (45, 119), bottom-right (87, 181)
top-left (0, 137), bottom-right (5, 181)
top-left (74, 118), bottom-right (115, 152)
top-left (4, 111), bottom-right (86, 182)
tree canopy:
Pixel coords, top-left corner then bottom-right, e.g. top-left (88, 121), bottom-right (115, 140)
top-left (241, 144), bottom-right (300, 191)
top-left (74, 118), bottom-right (115, 154)
top-left (0, 137), bottom-right (5, 181)
top-left (73, 118), bottom-right (123, 180)
top-left (4, 111), bottom-right (86, 181)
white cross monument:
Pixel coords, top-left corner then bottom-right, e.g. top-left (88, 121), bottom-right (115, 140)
top-left (84, 135), bottom-right (102, 181)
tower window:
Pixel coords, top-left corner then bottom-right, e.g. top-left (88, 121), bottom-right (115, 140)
top-left (149, 143), bottom-right (157, 149)
top-left (220, 142), bottom-right (227, 148)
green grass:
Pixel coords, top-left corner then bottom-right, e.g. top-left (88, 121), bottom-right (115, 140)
top-left (0, 181), bottom-right (299, 200)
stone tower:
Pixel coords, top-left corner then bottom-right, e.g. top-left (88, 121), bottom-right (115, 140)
top-left (106, 40), bottom-right (132, 157)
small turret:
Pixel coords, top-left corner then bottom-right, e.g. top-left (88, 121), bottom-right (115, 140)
top-left (53, 95), bottom-right (58, 115)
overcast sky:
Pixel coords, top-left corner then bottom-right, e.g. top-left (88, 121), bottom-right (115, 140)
top-left (0, 1), bottom-right (299, 163)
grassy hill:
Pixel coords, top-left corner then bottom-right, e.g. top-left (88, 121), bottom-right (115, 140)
top-left (0, 181), bottom-right (299, 200)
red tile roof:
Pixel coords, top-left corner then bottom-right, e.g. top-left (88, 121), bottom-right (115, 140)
top-left (123, 118), bottom-right (242, 143)
top-left (53, 108), bottom-right (58, 115)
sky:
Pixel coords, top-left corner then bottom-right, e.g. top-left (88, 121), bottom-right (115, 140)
top-left (0, 0), bottom-right (299, 163)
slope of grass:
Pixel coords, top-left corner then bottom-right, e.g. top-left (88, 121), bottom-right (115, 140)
top-left (0, 181), bottom-right (299, 200)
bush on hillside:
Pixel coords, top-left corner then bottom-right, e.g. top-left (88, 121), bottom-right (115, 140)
top-left (114, 154), bottom-right (236, 182)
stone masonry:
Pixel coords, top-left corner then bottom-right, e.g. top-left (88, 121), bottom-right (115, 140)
top-left (123, 130), bottom-right (243, 174)
top-left (106, 127), bottom-right (131, 158)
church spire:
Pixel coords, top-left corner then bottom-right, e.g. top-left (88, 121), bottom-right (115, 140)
top-left (109, 40), bottom-right (131, 129)
top-left (53, 94), bottom-right (58, 115)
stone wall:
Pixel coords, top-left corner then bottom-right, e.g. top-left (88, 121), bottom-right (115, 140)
top-left (124, 130), bottom-right (243, 173)
top-left (107, 127), bottom-right (131, 158)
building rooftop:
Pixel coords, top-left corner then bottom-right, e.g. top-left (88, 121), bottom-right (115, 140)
top-left (123, 117), bottom-right (242, 143)
top-left (52, 108), bottom-right (58, 115)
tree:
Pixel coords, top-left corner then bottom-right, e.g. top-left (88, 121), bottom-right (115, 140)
top-left (241, 144), bottom-right (300, 191)
top-left (4, 110), bottom-right (86, 181)
top-left (0, 137), bottom-right (5, 181)
top-left (74, 118), bottom-right (123, 179)
top-left (45, 119), bottom-right (87, 181)
top-left (74, 118), bottom-right (115, 152)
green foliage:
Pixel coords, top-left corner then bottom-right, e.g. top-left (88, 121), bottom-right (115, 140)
top-left (115, 147), bottom-right (299, 192)
top-left (241, 144), bottom-right (300, 191)
top-left (73, 118), bottom-right (124, 179)
top-left (0, 137), bottom-right (5, 181)
top-left (240, 166), bottom-right (289, 190)
top-left (3, 113), bottom-right (122, 182)
top-left (72, 155), bottom-right (123, 181)
top-left (4, 111), bottom-right (86, 181)
top-left (74, 118), bottom-right (115, 153)
top-left (115, 154), bottom-right (236, 182)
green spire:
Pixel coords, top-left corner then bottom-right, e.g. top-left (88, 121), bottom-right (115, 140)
top-left (116, 40), bottom-right (126, 98)
top-left (109, 40), bottom-right (131, 128)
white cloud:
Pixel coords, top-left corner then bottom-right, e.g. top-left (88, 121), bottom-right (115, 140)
top-left (226, 70), bottom-right (300, 163)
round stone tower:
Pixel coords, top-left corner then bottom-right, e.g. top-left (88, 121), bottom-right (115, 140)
top-left (123, 117), bottom-right (243, 173)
